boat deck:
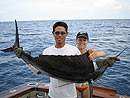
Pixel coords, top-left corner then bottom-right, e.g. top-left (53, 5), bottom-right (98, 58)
top-left (0, 82), bottom-right (129, 98)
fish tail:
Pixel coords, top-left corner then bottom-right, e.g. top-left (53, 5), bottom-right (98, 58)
top-left (0, 19), bottom-right (20, 52)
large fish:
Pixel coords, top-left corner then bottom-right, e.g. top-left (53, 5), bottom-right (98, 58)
top-left (1, 20), bottom-right (118, 83)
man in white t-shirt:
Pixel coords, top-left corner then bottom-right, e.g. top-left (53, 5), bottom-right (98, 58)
top-left (43, 21), bottom-right (81, 98)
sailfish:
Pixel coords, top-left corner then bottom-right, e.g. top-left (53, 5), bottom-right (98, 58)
top-left (1, 20), bottom-right (120, 83)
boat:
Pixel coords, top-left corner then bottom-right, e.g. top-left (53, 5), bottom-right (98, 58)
top-left (0, 82), bottom-right (129, 98)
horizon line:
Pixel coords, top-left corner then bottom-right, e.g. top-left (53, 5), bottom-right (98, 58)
top-left (0, 18), bottom-right (130, 22)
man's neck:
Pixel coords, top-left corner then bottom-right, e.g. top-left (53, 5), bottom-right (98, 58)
top-left (55, 43), bottom-right (65, 48)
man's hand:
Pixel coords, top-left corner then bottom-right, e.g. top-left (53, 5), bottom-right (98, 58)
top-left (14, 48), bottom-right (23, 58)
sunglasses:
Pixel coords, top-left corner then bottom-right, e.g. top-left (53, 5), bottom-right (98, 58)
top-left (54, 31), bottom-right (66, 35)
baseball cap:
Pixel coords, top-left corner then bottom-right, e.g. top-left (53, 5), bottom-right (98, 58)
top-left (76, 32), bottom-right (89, 40)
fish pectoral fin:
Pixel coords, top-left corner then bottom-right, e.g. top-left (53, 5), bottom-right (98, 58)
top-left (26, 63), bottom-right (41, 74)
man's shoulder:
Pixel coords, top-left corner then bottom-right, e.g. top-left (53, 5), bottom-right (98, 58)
top-left (43, 45), bottom-right (55, 55)
top-left (65, 44), bottom-right (81, 55)
top-left (45, 45), bottom-right (55, 51)
top-left (65, 44), bottom-right (77, 49)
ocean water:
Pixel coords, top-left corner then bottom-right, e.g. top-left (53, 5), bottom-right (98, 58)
top-left (0, 19), bottom-right (130, 96)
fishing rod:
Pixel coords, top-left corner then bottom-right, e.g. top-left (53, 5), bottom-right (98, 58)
top-left (116, 47), bottom-right (127, 57)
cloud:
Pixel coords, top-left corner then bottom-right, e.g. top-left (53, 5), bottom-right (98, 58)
top-left (0, 0), bottom-right (130, 21)
top-left (93, 0), bottom-right (116, 8)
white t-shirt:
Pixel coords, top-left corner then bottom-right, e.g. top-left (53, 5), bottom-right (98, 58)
top-left (43, 44), bottom-right (81, 98)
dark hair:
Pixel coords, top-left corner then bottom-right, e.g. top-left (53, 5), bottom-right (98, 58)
top-left (53, 21), bottom-right (68, 32)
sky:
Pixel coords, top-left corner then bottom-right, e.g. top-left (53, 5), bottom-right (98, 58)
top-left (0, 0), bottom-right (130, 21)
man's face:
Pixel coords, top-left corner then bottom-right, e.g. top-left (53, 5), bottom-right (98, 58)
top-left (53, 26), bottom-right (68, 46)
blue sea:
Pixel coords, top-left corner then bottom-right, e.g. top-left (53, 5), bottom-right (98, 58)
top-left (0, 19), bottom-right (130, 96)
